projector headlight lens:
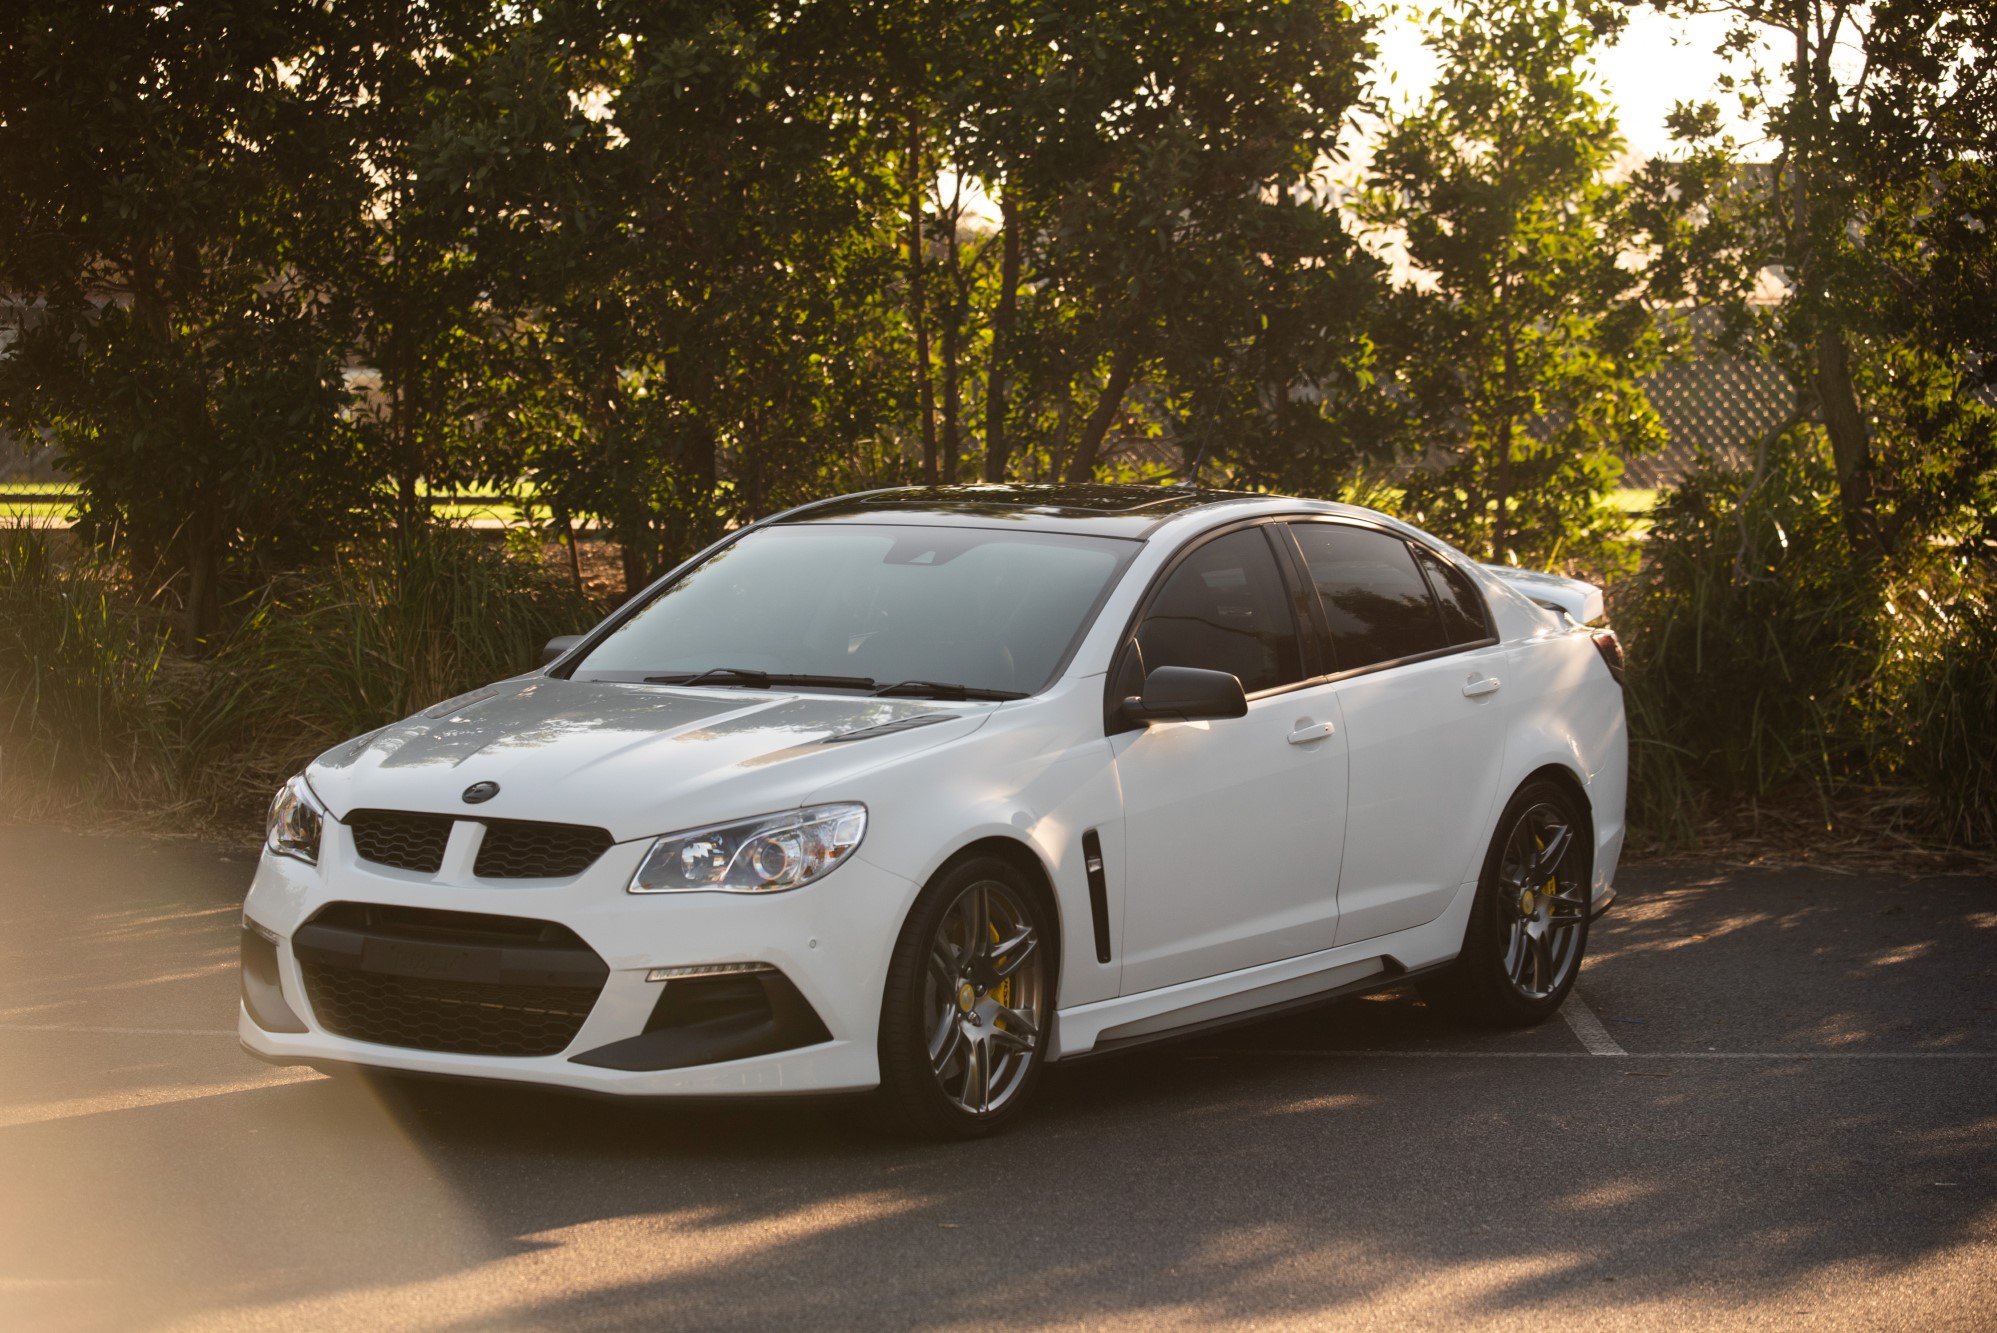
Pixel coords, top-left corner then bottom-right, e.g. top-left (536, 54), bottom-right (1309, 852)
top-left (629, 804), bottom-right (867, 894)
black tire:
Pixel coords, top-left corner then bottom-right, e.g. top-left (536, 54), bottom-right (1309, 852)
top-left (878, 855), bottom-right (1054, 1139)
top-left (1423, 778), bottom-right (1593, 1027)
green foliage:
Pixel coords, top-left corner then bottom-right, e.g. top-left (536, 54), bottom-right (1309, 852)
top-left (1618, 430), bottom-right (1997, 851)
top-left (1359, 0), bottom-right (1668, 570)
top-left (0, 2), bottom-right (375, 638)
top-left (1616, 434), bottom-right (1882, 828)
top-left (1645, 0), bottom-right (1997, 557)
top-left (0, 528), bottom-right (596, 828)
top-left (0, 531), bottom-right (173, 798)
top-left (1870, 574), bottom-right (1997, 848)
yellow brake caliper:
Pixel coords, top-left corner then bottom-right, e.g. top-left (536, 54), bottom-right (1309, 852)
top-left (989, 922), bottom-right (1013, 1023)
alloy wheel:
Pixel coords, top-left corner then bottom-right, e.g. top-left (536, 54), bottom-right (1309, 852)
top-left (1496, 801), bottom-right (1589, 1000)
top-left (922, 877), bottom-right (1046, 1116)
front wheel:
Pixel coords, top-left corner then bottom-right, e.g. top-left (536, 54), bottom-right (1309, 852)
top-left (1424, 779), bottom-right (1593, 1026)
top-left (877, 857), bottom-right (1053, 1139)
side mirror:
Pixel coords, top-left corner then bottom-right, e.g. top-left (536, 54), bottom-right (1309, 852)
top-left (540, 635), bottom-right (584, 668)
top-left (1120, 665), bottom-right (1248, 725)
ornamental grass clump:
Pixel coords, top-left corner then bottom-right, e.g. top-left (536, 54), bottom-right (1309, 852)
top-left (0, 529), bottom-right (601, 833)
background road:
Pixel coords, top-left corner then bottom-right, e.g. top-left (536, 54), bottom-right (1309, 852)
top-left (1, 825), bottom-right (1992, 1331)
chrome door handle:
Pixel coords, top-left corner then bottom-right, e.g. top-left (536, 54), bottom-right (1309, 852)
top-left (1287, 720), bottom-right (1336, 745)
top-left (1462, 677), bottom-right (1502, 698)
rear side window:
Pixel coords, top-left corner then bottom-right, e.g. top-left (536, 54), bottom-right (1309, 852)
top-left (1134, 528), bottom-right (1304, 695)
top-left (1414, 547), bottom-right (1491, 645)
top-left (1289, 523), bottom-right (1446, 671)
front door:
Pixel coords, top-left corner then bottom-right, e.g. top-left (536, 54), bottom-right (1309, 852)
top-left (1111, 525), bottom-right (1350, 995)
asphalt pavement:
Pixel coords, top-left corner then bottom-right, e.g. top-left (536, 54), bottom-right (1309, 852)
top-left (1, 824), bottom-right (1992, 1331)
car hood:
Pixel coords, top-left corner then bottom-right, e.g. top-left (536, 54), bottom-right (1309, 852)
top-left (306, 677), bottom-right (989, 842)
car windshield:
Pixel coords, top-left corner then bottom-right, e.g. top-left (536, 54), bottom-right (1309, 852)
top-left (570, 523), bottom-right (1137, 697)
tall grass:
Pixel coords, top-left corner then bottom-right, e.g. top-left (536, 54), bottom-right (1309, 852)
top-left (0, 529), bottom-right (600, 832)
top-left (1617, 432), bottom-right (1997, 852)
top-left (1871, 579), bottom-right (1997, 847)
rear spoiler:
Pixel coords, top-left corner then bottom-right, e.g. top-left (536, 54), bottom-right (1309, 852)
top-left (1482, 565), bottom-right (1604, 625)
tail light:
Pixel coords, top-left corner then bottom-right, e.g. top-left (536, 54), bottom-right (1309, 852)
top-left (1590, 629), bottom-right (1624, 685)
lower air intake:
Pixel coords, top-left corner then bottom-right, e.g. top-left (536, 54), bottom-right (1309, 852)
top-left (294, 903), bottom-right (608, 1057)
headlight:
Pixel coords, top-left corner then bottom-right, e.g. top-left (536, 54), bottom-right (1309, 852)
top-left (629, 804), bottom-right (867, 894)
top-left (266, 774), bottom-right (326, 865)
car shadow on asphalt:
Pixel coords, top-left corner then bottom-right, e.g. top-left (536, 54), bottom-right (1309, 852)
top-left (5, 832), bottom-right (1994, 1330)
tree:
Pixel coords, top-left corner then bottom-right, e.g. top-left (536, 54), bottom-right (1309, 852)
top-left (888, 0), bottom-right (1382, 489)
top-left (0, 0), bottom-right (370, 639)
top-left (1359, 0), bottom-right (1671, 568)
top-left (1649, 0), bottom-right (1997, 555)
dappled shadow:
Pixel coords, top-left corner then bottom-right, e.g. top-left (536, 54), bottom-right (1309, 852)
top-left (3, 829), bottom-right (1992, 1329)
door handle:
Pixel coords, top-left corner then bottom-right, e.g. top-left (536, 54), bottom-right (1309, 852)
top-left (1462, 676), bottom-right (1502, 698)
top-left (1287, 720), bottom-right (1336, 745)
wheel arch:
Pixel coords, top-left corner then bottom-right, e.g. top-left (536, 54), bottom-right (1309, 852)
top-left (901, 835), bottom-right (1067, 1003)
top-left (1503, 762), bottom-right (1597, 878)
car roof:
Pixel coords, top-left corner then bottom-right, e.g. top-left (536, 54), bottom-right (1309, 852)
top-left (770, 483), bottom-right (1275, 539)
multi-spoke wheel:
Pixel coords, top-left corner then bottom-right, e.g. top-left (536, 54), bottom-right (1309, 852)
top-left (879, 856), bottom-right (1052, 1137)
top-left (1423, 779), bottom-right (1593, 1025)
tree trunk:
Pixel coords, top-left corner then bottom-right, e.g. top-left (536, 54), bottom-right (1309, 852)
top-left (182, 523), bottom-right (221, 645)
top-left (619, 539), bottom-right (648, 600)
top-left (1492, 412), bottom-right (1512, 563)
top-left (982, 204), bottom-right (1022, 483)
top-left (1815, 330), bottom-right (1878, 550)
top-left (559, 511), bottom-right (584, 598)
top-left (1065, 344), bottom-right (1141, 483)
top-left (907, 123), bottom-right (938, 486)
top-left (939, 206), bottom-right (963, 486)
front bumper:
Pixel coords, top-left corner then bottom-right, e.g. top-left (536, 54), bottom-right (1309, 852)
top-left (239, 826), bottom-right (918, 1096)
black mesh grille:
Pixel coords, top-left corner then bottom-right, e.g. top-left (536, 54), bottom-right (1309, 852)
top-left (475, 820), bottom-right (614, 879)
top-left (302, 968), bottom-right (598, 1056)
top-left (294, 903), bottom-right (607, 1057)
top-left (348, 811), bottom-right (453, 873)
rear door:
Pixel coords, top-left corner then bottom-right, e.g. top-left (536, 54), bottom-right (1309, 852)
top-left (1279, 521), bottom-right (1511, 946)
top-left (1110, 523), bottom-right (1351, 994)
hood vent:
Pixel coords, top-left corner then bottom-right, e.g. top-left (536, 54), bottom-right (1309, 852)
top-left (822, 713), bottom-right (959, 744)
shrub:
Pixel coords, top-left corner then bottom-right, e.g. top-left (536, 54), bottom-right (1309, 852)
top-left (0, 528), bottom-right (601, 832)
top-left (1872, 575), bottom-right (1997, 847)
top-left (1614, 433), bottom-right (1886, 844)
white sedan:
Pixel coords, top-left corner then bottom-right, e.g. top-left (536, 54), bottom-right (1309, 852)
top-left (241, 484), bottom-right (1627, 1137)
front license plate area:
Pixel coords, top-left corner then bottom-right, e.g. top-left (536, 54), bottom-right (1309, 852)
top-left (360, 938), bottom-right (498, 983)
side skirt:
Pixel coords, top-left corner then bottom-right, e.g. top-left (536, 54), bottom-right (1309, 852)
top-left (1068, 960), bottom-right (1455, 1061)
top-left (1049, 876), bottom-right (1480, 1061)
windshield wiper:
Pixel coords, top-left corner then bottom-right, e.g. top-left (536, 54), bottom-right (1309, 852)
top-left (644, 667), bottom-right (878, 691)
top-left (871, 679), bottom-right (1027, 701)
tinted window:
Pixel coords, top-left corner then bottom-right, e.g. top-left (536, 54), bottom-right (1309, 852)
top-left (1290, 523), bottom-right (1446, 670)
top-left (1415, 547), bottom-right (1490, 645)
top-left (1134, 528), bottom-right (1303, 694)
top-left (575, 524), bottom-right (1132, 695)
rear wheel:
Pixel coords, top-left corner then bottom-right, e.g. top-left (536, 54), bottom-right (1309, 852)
top-left (1424, 779), bottom-right (1592, 1026)
top-left (878, 856), bottom-right (1052, 1139)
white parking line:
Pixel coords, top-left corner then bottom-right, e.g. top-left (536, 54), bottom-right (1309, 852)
top-left (1559, 992), bottom-right (1627, 1056)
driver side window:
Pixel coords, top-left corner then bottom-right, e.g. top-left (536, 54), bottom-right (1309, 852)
top-left (1133, 528), bottom-right (1304, 695)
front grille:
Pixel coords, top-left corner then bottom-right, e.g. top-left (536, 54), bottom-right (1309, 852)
top-left (294, 903), bottom-right (607, 1057)
top-left (476, 820), bottom-right (614, 879)
top-left (348, 811), bottom-right (452, 873)
top-left (345, 812), bottom-right (613, 879)
top-left (303, 968), bottom-right (598, 1056)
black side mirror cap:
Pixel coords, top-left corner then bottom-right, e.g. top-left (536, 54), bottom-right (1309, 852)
top-left (1120, 665), bottom-right (1248, 725)
top-left (540, 635), bottom-right (585, 668)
